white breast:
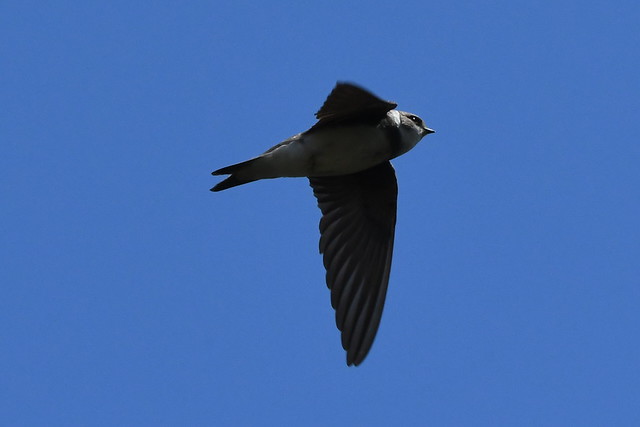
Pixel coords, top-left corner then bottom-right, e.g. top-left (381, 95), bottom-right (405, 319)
top-left (256, 126), bottom-right (393, 178)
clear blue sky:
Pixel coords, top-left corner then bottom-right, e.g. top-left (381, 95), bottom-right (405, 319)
top-left (2, 1), bottom-right (639, 425)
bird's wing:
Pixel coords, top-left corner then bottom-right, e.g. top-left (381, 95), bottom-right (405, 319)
top-left (309, 82), bottom-right (398, 131)
top-left (309, 161), bottom-right (398, 366)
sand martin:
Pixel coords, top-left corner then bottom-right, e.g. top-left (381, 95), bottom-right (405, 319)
top-left (211, 82), bottom-right (435, 365)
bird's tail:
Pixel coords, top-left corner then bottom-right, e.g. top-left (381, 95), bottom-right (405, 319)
top-left (210, 158), bottom-right (259, 192)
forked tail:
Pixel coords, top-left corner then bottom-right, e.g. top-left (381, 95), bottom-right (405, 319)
top-left (210, 158), bottom-right (259, 192)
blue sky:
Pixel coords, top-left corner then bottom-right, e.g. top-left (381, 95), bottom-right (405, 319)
top-left (2, 1), bottom-right (639, 425)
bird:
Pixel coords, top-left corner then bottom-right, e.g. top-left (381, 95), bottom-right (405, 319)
top-left (211, 82), bottom-right (435, 366)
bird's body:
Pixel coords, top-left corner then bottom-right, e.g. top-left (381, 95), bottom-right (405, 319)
top-left (268, 124), bottom-right (394, 177)
top-left (211, 82), bottom-right (434, 365)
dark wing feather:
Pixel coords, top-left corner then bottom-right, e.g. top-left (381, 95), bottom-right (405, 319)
top-left (309, 82), bottom-right (398, 132)
top-left (309, 161), bottom-right (398, 366)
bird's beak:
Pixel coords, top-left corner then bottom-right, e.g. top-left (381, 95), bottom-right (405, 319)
top-left (424, 127), bottom-right (435, 135)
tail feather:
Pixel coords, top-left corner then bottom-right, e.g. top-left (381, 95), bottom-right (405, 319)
top-left (210, 158), bottom-right (259, 192)
top-left (210, 175), bottom-right (256, 192)
top-left (211, 158), bottom-right (257, 176)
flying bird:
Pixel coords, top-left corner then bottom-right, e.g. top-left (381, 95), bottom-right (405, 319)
top-left (211, 82), bottom-right (435, 365)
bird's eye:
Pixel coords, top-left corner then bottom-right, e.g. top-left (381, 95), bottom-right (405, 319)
top-left (409, 115), bottom-right (421, 124)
